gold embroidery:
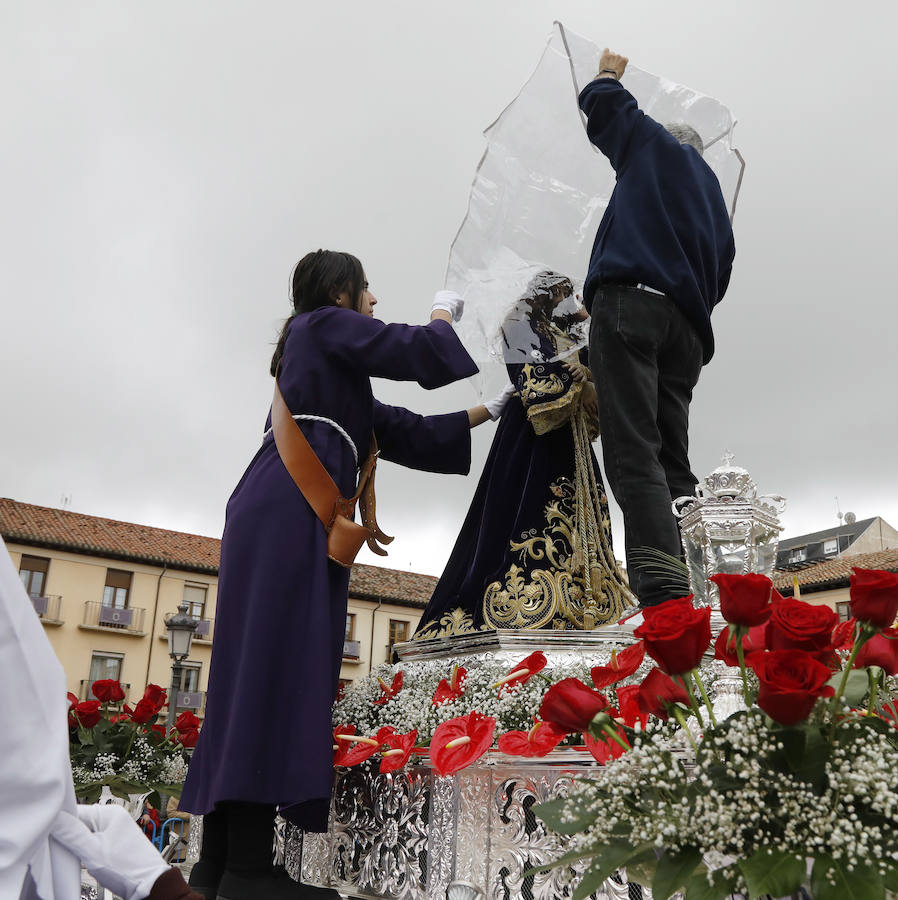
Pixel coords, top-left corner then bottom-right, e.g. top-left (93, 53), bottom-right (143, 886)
top-left (413, 608), bottom-right (490, 640)
top-left (518, 363), bottom-right (566, 403)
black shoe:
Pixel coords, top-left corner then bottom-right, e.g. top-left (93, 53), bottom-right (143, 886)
top-left (216, 866), bottom-right (340, 899)
top-left (188, 860), bottom-right (224, 899)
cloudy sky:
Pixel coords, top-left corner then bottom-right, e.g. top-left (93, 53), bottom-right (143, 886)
top-left (3, 1), bottom-right (896, 576)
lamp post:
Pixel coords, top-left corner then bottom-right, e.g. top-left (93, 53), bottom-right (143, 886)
top-left (165, 601), bottom-right (199, 738)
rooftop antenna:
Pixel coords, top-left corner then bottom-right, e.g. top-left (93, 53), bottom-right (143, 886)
top-left (60, 493), bottom-right (71, 510)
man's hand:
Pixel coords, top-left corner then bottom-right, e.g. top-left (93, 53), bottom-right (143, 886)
top-left (597, 48), bottom-right (628, 80)
top-left (581, 381), bottom-right (600, 433)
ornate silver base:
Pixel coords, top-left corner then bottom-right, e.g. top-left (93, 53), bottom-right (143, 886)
top-left (295, 752), bottom-right (649, 900)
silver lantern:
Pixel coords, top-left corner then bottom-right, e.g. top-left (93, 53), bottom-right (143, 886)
top-left (673, 453), bottom-right (785, 608)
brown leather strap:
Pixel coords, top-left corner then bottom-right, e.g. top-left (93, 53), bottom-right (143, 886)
top-left (271, 378), bottom-right (352, 529)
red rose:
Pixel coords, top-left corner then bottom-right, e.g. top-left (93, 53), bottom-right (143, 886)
top-left (497, 719), bottom-right (567, 758)
top-left (615, 685), bottom-right (648, 729)
top-left (767, 596), bottom-right (838, 652)
top-left (72, 700), bottom-right (102, 729)
top-left (175, 710), bottom-right (200, 732)
top-left (373, 671), bottom-right (404, 706)
top-left (91, 679), bottom-right (126, 703)
top-left (633, 596), bottom-right (711, 675)
top-left (832, 618), bottom-right (856, 651)
top-left (177, 728), bottom-right (199, 748)
top-left (590, 642), bottom-right (645, 689)
top-left (433, 666), bottom-right (467, 705)
top-left (636, 668), bottom-right (689, 721)
top-left (429, 712), bottom-right (496, 776)
top-left (333, 724), bottom-right (382, 767)
top-left (131, 698), bottom-right (159, 725)
top-left (854, 628), bottom-right (898, 675)
top-left (714, 623), bottom-right (767, 667)
top-left (850, 568), bottom-right (898, 629)
top-left (141, 684), bottom-right (167, 713)
top-left (539, 678), bottom-right (609, 735)
top-left (749, 649), bottom-right (835, 726)
top-left (380, 728), bottom-right (418, 774)
top-left (711, 573), bottom-right (775, 627)
top-left (583, 728), bottom-right (629, 765)
top-left (495, 651), bottom-right (547, 695)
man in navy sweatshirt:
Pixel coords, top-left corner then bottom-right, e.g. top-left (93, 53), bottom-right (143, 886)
top-left (580, 48), bottom-right (735, 608)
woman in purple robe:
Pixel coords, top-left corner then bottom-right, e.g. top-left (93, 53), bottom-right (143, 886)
top-left (181, 250), bottom-right (482, 899)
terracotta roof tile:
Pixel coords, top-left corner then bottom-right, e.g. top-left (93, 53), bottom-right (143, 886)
top-left (773, 547), bottom-right (898, 595)
top-left (0, 498), bottom-right (437, 606)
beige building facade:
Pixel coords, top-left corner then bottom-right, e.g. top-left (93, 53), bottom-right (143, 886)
top-left (1, 498), bottom-right (435, 716)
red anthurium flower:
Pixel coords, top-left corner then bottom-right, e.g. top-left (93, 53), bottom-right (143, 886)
top-left (714, 623), bottom-right (768, 667)
top-left (429, 711), bottom-right (496, 776)
top-left (850, 568), bottom-right (898, 629)
top-left (711, 573), bottom-right (775, 627)
top-left (333, 724), bottom-right (383, 767)
top-left (539, 678), bottom-right (610, 735)
top-left (854, 627), bottom-right (898, 675)
top-left (72, 700), bottom-right (102, 729)
top-left (433, 665), bottom-right (467, 705)
top-left (373, 671), bottom-right (404, 706)
top-left (833, 618), bottom-right (856, 651)
top-left (91, 679), bottom-right (126, 703)
top-left (590, 642), bottom-right (645, 689)
top-left (583, 727), bottom-right (629, 765)
top-left (749, 649), bottom-right (835, 726)
top-left (636, 668), bottom-right (690, 722)
top-left (615, 685), bottom-right (648, 729)
top-left (497, 719), bottom-right (567, 758)
top-left (494, 651), bottom-right (548, 694)
top-left (633, 596), bottom-right (711, 675)
top-left (379, 728), bottom-right (418, 774)
top-left (767, 596), bottom-right (838, 653)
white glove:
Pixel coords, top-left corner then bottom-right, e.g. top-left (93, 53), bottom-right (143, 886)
top-left (484, 382), bottom-right (517, 420)
top-left (51, 805), bottom-right (169, 900)
top-left (431, 289), bottom-right (464, 322)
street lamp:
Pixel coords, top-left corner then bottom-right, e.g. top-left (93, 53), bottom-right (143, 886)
top-left (165, 601), bottom-right (199, 737)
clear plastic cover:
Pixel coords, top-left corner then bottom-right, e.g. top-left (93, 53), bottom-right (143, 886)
top-left (448, 21), bottom-right (744, 397)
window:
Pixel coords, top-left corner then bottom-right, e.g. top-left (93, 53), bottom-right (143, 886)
top-left (89, 651), bottom-right (123, 685)
top-left (179, 662), bottom-right (201, 693)
top-left (823, 539), bottom-right (838, 556)
top-left (345, 613), bottom-right (356, 641)
top-left (836, 601), bottom-right (851, 623)
top-left (789, 548), bottom-right (807, 563)
top-left (388, 619), bottom-right (409, 651)
top-left (183, 584), bottom-right (207, 619)
top-left (102, 569), bottom-right (132, 609)
top-left (19, 555), bottom-right (49, 598)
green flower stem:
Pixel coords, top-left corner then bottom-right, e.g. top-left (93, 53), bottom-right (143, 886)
top-left (691, 669), bottom-right (718, 727)
top-left (678, 674), bottom-right (706, 729)
top-left (828, 622), bottom-right (874, 732)
top-left (123, 722), bottom-right (139, 761)
top-left (672, 705), bottom-right (699, 752)
top-left (868, 667), bottom-right (880, 716)
top-left (601, 722), bottom-right (632, 753)
top-left (732, 629), bottom-right (753, 706)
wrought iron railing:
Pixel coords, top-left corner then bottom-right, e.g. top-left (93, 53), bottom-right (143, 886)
top-left (82, 601), bottom-right (146, 634)
top-left (30, 594), bottom-right (62, 622)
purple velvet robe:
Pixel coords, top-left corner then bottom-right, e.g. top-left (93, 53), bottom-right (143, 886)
top-left (180, 308), bottom-right (477, 830)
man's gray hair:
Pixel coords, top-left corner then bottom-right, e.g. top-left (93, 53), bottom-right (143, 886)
top-left (664, 123), bottom-right (703, 155)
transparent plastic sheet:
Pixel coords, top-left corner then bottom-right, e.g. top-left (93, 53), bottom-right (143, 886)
top-left (448, 21), bottom-right (745, 397)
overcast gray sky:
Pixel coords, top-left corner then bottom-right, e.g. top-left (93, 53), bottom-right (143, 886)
top-left (2, 1), bottom-right (896, 575)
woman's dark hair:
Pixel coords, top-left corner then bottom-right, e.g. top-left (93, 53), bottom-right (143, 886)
top-left (270, 249), bottom-right (365, 375)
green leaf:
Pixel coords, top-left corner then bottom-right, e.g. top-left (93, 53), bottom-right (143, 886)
top-left (810, 854), bottom-right (884, 900)
top-left (882, 863), bottom-right (898, 895)
top-left (683, 866), bottom-right (738, 900)
top-left (523, 847), bottom-right (596, 877)
top-left (107, 781), bottom-right (134, 801)
top-left (533, 797), bottom-right (597, 836)
top-left (623, 849), bottom-right (659, 890)
top-left (573, 859), bottom-right (611, 900)
top-left (737, 846), bottom-right (805, 899)
top-left (569, 840), bottom-right (655, 900)
top-left (653, 846), bottom-right (702, 900)
top-left (827, 668), bottom-right (870, 707)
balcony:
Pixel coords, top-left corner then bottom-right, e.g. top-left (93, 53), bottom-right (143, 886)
top-left (80, 601), bottom-right (146, 636)
top-left (30, 594), bottom-right (63, 625)
top-left (175, 690), bottom-right (205, 711)
top-left (158, 617), bottom-right (214, 646)
top-left (342, 639), bottom-right (361, 661)
top-left (79, 679), bottom-right (131, 702)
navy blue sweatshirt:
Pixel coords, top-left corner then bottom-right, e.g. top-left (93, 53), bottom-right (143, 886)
top-left (578, 78), bottom-right (735, 363)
